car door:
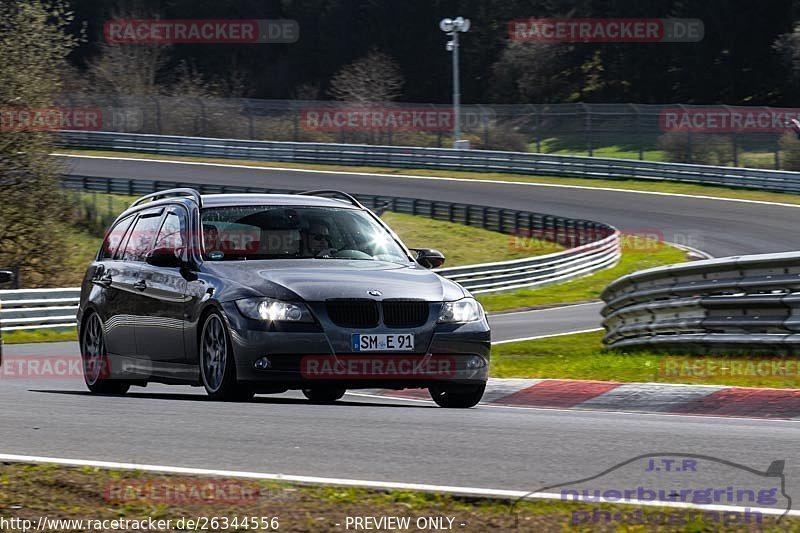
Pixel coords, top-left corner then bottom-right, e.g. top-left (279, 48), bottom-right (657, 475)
top-left (93, 213), bottom-right (140, 358)
top-left (114, 207), bottom-right (165, 361)
top-left (135, 206), bottom-right (189, 364)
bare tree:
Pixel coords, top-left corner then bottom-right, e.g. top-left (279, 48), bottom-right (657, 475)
top-left (291, 82), bottom-right (322, 101)
top-left (774, 24), bottom-right (800, 92)
top-left (86, 42), bottom-right (168, 96)
top-left (328, 49), bottom-right (404, 102)
top-left (0, 1), bottom-right (83, 286)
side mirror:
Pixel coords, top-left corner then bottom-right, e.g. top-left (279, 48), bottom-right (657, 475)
top-left (146, 247), bottom-right (184, 268)
top-left (0, 271), bottom-right (12, 284)
top-left (412, 248), bottom-right (446, 269)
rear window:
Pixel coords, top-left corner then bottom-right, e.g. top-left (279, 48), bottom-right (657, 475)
top-left (121, 211), bottom-right (164, 262)
top-left (98, 215), bottom-right (134, 261)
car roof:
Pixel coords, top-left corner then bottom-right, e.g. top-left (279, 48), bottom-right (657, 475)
top-left (121, 193), bottom-right (362, 217)
top-left (199, 193), bottom-right (360, 209)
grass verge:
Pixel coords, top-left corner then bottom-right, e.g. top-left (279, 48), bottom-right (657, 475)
top-left (492, 330), bottom-right (800, 389)
top-left (0, 464), bottom-right (790, 532)
top-left (2, 328), bottom-right (77, 344)
top-left (478, 238), bottom-right (690, 313)
top-left (381, 212), bottom-right (559, 266)
top-left (60, 148), bottom-right (800, 206)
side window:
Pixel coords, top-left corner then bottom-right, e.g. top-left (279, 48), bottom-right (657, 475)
top-left (98, 215), bottom-right (134, 261)
top-left (121, 210), bottom-right (163, 262)
top-left (154, 210), bottom-right (187, 257)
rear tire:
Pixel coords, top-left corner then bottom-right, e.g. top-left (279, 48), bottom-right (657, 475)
top-left (199, 311), bottom-right (254, 402)
top-left (429, 384), bottom-right (485, 408)
top-left (302, 387), bottom-right (346, 404)
top-left (81, 313), bottom-right (130, 395)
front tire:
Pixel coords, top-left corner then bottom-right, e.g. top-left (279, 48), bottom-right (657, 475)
top-left (81, 313), bottom-right (129, 395)
top-left (302, 387), bottom-right (346, 404)
top-left (200, 311), bottom-right (254, 402)
top-left (429, 384), bottom-right (485, 408)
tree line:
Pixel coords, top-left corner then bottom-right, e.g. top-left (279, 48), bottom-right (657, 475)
top-left (63, 0), bottom-right (800, 105)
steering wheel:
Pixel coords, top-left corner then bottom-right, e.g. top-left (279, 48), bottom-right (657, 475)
top-left (314, 247), bottom-right (339, 258)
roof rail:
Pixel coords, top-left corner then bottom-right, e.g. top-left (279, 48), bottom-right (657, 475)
top-left (298, 189), bottom-right (365, 209)
top-left (129, 188), bottom-right (202, 209)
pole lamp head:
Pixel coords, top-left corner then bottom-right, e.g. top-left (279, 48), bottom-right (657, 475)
top-left (453, 17), bottom-right (470, 32)
top-left (439, 18), bottom-right (454, 32)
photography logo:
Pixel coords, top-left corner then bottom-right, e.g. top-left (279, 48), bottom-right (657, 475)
top-left (510, 453), bottom-right (791, 528)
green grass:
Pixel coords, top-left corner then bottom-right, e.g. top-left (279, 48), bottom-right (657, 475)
top-left (60, 148), bottom-right (800, 206)
top-left (59, 226), bottom-right (102, 286)
top-left (535, 137), bottom-right (668, 162)
top-left (534, 136), bottom-right (780, 169)
top-left (381, 212), bottom-right (560, 267)
top-left (492, 330), bottom-right (800, 388)
top-left (478, 237), bottom-right (689, 312)
top-left (3, 328), bottom-right (77, 344)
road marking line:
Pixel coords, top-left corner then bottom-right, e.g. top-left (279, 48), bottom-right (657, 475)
top-left (54, 153), bottom-right (800, 209)
top-left (491, 328), bottom-right (603, 345)
top-left (487, 301), bottom-right (603, 318)
top-left (665, 241), bottom-right (714, 260)
top-left (0, 452), bottom-right (795, 517)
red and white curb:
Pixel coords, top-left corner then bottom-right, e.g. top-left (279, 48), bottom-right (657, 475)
top-left (367, 378), bottom-right (800, 419)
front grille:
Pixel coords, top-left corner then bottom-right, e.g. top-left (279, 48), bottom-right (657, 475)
top-left (326, 299), bottom-right (379, 328)
top-left (382, 300), bottom-right (429, 328)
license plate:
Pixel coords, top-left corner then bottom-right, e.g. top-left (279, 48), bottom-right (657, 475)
top-left (352, 333), bottom-right (414, 352)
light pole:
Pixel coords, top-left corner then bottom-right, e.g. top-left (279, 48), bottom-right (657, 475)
top-left (440, 16), bottom-right (470, 149)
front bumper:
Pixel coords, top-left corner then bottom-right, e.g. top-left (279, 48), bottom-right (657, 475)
top-left (222, 302), bottom-right (490, 389)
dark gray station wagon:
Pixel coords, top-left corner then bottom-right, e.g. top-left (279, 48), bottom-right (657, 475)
top-left (77, 189), bottom-right (490, 407)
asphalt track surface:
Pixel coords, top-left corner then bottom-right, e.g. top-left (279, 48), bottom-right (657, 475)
top-left (3, 154), bottom-right (800, 505)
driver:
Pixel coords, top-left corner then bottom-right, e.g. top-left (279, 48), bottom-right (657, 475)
top-left (304, 222), bottom-right (334, 257)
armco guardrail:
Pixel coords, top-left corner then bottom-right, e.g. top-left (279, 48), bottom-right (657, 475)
top-left (60, 131), bottom-right (800, 194)
top-left (0, 288), bottom-right (80, 331)
top-left (601, 252), bottom-right (800, 352)
top-left (61, 174), bottom-right (619, 297)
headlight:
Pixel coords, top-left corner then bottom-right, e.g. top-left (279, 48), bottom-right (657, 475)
top-left (235, 298), bottom-right (314, 322)
top-left (438, 298), bottom-right (483, 323)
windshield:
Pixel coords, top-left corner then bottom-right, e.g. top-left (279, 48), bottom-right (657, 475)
top-left (201, 205), bottom-right (411, 264)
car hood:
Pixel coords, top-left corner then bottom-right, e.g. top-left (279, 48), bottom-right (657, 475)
top-left (204, 259), bottom-right (467, 302)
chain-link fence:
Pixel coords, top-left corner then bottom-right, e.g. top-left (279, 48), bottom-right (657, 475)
top-left (56, 95), bottom-right (800, 170)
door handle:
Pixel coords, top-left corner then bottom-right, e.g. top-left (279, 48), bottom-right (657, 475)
top-left (96, 275), bottom-right (113, 287)
top-left (133, 280), bottom-right (147, 291)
